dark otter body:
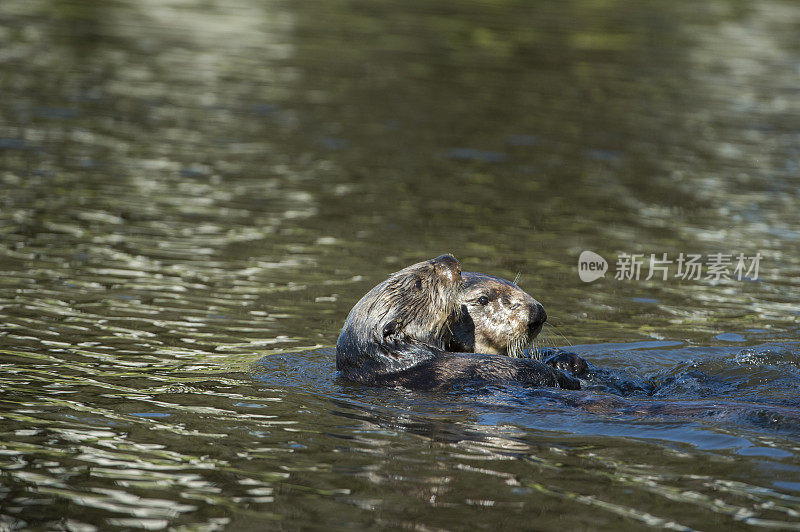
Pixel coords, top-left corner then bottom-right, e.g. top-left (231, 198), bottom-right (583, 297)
top-left (336, 254), bottom-right (462, 383)
top-left (373, 353), bottom-right (577, 389)
top-left (336, 256), bottom-right (579, 390)
top-left (448, 272), bottom-right (589, 376)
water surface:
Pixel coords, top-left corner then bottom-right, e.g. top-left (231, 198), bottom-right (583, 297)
top-left (1, 0), bottom-right (799, 529)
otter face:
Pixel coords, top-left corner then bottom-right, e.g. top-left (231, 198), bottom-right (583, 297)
top-left (336, 254), bottom-right (462, 377)
top-left (448, 272), bottom-right (546, 358)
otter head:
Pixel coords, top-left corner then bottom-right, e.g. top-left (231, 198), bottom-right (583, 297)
top-left (336, 254), bottom-right (462, 379)
top-left (447, 272), bottom-right (546, 358)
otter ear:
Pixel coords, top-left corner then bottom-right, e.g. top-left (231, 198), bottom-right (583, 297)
top-left (382, 320), bottom-right (402, 338)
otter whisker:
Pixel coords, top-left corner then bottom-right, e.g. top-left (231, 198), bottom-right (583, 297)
top-left (507, 335), bottom-right (524, 358)
top-left (512, 334), bottom-right (533, 359)
top-left (531, 329), bottom-right (558, 361)
top-left (523, 336), bottom-right (535, 360)
top-left (543, 315), bottom-right (569, 329)
top-left (544, 322), bottom-right (573, 347)
top-left (529, 338), bottom-right (541, 361)
top-left (545, 330), bottom-right (561, 350)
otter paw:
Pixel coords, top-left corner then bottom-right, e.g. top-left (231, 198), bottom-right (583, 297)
top-left (544, 352), bottom-right (589, 376)
top-left (555, 370), bottom-right (581, 390)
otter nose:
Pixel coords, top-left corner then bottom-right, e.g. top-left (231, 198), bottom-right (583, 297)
top-left (430, 254), bottom-right (461, 278)
top-left (528, 303), bottom-right (547, 330)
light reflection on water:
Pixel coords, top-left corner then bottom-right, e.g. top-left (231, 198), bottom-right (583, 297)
top-left (1, 0), bottom-right (800, 529)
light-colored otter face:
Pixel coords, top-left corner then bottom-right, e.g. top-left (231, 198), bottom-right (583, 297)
top-left (449, 272), bottom-right (546, 358)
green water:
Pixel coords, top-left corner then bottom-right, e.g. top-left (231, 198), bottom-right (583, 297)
top-left (1, 0), bottom-right (799, 529)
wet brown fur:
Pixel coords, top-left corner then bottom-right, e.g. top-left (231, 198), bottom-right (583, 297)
top-left (336, 257), bottom-right (580, 390)
top-left (336, 255), bottom-right (462, 383)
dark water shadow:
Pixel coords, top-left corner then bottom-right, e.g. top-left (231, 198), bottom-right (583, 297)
top-left (251, 342), bottom-right (800, 453)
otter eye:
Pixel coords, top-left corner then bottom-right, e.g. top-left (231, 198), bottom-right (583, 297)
top-left (382, 320), bottom-right (400, 338)
top-left (414, 279), bottom-right (423, 290)
top-left (477, 295), bottom-right (490, 306)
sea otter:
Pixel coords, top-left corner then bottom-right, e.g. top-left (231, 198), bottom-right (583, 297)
top-left (447, 271), bottom-right (589, 376)
top-left (336, 255), bottom-right (579, 390)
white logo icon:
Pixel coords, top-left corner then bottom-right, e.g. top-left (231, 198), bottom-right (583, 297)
top-left (578, 251), bottom-right (608, 282)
